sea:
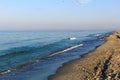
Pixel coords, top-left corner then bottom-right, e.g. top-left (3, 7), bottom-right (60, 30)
top-left (0, 30), bottom-right (113, 80)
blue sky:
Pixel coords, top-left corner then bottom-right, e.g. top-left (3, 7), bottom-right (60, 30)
top-left (0, 0), bottom-right (120, 30)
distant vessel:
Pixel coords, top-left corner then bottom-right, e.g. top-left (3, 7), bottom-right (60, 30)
top-left (69, 37), bottom-right (77, 40)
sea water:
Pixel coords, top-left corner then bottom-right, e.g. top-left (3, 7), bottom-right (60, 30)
top-left (0, 30), bottom-right (113, 80)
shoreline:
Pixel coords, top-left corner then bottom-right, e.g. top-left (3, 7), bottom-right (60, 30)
top-left (49, 31), bottom-right (120, 80)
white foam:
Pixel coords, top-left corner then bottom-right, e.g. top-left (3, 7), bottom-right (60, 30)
top-left (94, 34), bottom-right (101, 36)
top-left (48, 44), bottom-right (83, 57)
top-left (69, 37), bottom-right (77, 40)
top-left (0, 70), bottom-right (11, 75)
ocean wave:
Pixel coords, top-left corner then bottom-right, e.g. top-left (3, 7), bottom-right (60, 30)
top-left (87, 33), bottom-right (102, 37)
top-left (0, 37), bottom-right (79, 58)
top-left (0, 48), bottom-right (30, 58)
top-left (94, 34), bottom-right (101, 36)
top-left (0, 38), bottom-right (80, 73)
top-left (0, 44), bottom-right (83, 75)
top-left (48, 44), bottom-right (83, 57)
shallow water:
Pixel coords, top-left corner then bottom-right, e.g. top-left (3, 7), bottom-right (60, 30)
top-left (0, 30), bottom-right (113, 80)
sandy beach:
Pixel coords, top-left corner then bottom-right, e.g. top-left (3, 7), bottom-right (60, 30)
top-left (49, 31), bottom-right (120, 80)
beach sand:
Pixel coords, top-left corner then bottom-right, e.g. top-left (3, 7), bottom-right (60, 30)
top-left (49, 31), bottom-right (120, 80)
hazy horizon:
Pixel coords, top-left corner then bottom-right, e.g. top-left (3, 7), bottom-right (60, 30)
top-left (0, 0), bottom-right (120, 30)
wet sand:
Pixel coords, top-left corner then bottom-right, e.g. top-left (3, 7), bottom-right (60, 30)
top-left (49, 31), bottom-right (120, 80)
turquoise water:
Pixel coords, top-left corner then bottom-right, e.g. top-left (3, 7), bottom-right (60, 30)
top-left (0, 30), bottom-right (113, 80)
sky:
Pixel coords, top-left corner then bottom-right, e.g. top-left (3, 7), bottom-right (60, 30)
top-left (0, 0), bottom-right (120, 30)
